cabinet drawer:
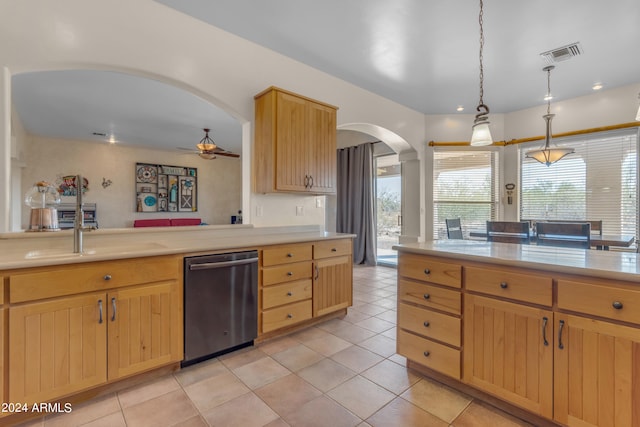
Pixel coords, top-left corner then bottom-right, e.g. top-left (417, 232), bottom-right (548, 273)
top-left (398, 302), bottom-right (460, 347)
top-left (262, 279), bottom-right (312, 309)
top-left (262, 300), bottom-right (312, 333)
top-left (558, 279), bottom-right (640, 325)
top-left (262, 261), bottom-right (312, 286)
top-left (10, 256), bottom-right (179, 303)
top-left (314, 239), bottom-right (352, 259)
top-left (263, 244), bottom-right (313, 266)
top-left (397, 329), bottom-right (460, 379)
top-left (399, 253), bottom-right (461, 288)
top-left (465, 266), bottom-right (552, 307)
top-left (398, 278), bottom-right (461, 315)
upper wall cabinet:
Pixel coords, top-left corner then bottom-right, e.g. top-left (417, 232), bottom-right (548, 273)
top-left (254, 87), bottom-right (338, 194)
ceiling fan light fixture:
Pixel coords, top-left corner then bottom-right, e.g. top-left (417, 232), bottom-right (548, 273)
top-left (198, 152), bottom-right (216, 160)
top-left (526, 66), bottom-right (574, 166)
top-left (196, 128), bottom-right (217, 152)
top-left (470, 0), bottom-right (493, 146)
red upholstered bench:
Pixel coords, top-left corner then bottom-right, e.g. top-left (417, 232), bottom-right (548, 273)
top-left (170, 218), bottom-right (201, 226)
top-left (133, 219), bottom-right (171, 227)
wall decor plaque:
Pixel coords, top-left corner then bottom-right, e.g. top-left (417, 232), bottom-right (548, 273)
top-left (135, 163), bottom-right (197, 212)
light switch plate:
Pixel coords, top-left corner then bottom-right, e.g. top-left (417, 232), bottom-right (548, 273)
top-left (256, 205), bottom-right (263, 217)
top-left (296, 206), bottom-right (304, 216)
top-left (315, 197), bottom-right (323, 208)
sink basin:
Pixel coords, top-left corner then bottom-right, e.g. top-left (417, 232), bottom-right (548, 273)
top-left (24, 242), bottom-right (167, 260)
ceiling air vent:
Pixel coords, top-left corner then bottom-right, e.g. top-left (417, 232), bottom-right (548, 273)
top-left (540, 42), bottom-right (582, 64)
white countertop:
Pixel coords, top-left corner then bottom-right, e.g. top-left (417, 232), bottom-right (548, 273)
top-left (0, 225), bottom-right (355, 270)
top-left (393, 240), bottom-right (640, 282)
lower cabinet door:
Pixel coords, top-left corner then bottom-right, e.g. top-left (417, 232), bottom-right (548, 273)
top-left (107, 281), bottom-right (182, 380)
top-left (463, 294), bottom-right (553, 419)
top-left (9, 293), bottom-right (108, 404)
top-left (313, 256), bottom-right (352, 317)
top-left (554, 313), bottom-right (640, 427)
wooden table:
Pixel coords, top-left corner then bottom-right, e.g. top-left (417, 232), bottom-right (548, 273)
top-left (467, 230), bottom-right (635, 250)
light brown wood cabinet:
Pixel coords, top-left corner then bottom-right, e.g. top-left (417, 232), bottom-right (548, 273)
top-left (7, 256), bottom-right (183, 405)
top-left (313, 239), bottom-right (352, 316)
top-left (254, 86), bottom-right (337, 194)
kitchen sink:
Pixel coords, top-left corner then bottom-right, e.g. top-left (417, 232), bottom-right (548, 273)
top-left (24, 242), bottom-right (168, 259)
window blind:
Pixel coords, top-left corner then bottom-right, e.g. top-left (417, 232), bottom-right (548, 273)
top-left (433, 150), bottom-right (500, 239)
top-left (520, 128), bottom-right (638, 237)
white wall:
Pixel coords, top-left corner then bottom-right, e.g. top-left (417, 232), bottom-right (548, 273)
top-left (21, 136), bottom-right (241, 229)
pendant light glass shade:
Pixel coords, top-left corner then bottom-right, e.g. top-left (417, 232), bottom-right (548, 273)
top-left (470, 0), bottom-right (492, 146)
top-left (525, 66), bottom-right (574, 167)
top-left (196, 128), bottom-right (217, 152)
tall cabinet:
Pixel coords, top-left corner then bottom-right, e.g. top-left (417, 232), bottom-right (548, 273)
top-left (254, 87), bottom-right (337, 194)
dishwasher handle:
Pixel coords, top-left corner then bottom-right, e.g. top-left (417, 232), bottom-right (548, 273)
top-left (189, 257), bottom-right (258, 271)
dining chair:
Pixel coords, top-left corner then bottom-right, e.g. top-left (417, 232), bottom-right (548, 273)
top-left (536, 222), bottom-right (591, 249)
top-left (445, 218), bottom-right (464, 239)
top-left (486, 221), bottom-right (530, 244)
top-left (541, 219), bottom-right (602, 236)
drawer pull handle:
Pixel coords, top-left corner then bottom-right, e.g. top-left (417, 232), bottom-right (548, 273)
top-left (558, 319), bottom-right (565, 350)
top-left (542, 317), bottom-right (549, 346)
top-left (423, 321), bottom-right (430, 327)
top-left (287, 313), bottom-right (293, 319)
top-left (331, 248), bottom-right (337, 252)
top-left (612, 301), bottom-right (623, 310)
top-left (98, 299), bottom-right (103, 324)
top-left (287, 291), bottom-right (293, 296)
top-left (287, 253), bottom-right (293, 258)
top-left (111, 297), bottom-right (117, 322)
top-left (287, 271), bottom-right (293, 276)
top-left (423, 294), bottom-right (430, 300)
top-left (423, 268), bottom-right (430, 275)
top-left (423, 351), bottom-right (430, 357)
top-left (104, 274), bottom-right (112, 281)
top-left (500, 282), bottom-right (508, 289)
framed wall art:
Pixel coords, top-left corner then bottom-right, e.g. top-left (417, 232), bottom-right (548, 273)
top-left (135, 163), bottom-right (197, 212)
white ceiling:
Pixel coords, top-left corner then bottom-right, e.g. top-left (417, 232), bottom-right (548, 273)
top-left (11, 1), bottom-right (640, 152)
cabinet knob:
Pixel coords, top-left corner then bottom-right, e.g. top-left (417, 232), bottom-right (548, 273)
top-left (103, 274), bottom-right (112, 281)
top-left (500, 282), bottom-right (508, 289)
top-left (331, 248), bottom-right (337, 252)
top-left (612, 301), bottom-right (624, 310)
top-left (423, 321), bottom-right (430, 327)
top-left (286, 253), bottom-right (293, 258)
top-left (287, 313), bottom-right (293, 319)
top-left (423, 351), bottom-right (430, 357)
top-left (287, 291), bottom-right (293, 297)
top-left (287, 271), bottom-right (293, 276)
top-left (423, 268), bottom-right (431, 275)
top-left (423, 294), bottom-right (430, 300)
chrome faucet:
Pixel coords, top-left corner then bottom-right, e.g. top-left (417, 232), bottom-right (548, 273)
top-left (73, 174), bottom-right (95, 253)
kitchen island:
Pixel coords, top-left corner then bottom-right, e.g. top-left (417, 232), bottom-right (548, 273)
top-left (0, 225), bottom-right (354, 425)
top-left (394, 240), bottom-right (640, 427)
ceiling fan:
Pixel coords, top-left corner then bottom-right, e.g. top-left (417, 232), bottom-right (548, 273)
top-left (178, 128), bottom-right (240, 159)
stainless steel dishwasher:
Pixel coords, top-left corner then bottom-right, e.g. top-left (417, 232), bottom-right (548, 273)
top-left (183, 250), bottom-right (258, 366)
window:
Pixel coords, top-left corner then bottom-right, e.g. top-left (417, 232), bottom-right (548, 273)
top-left (433, 150), bottom-right (500, 239)
top-left (520, 128), bottom-right (638, 237)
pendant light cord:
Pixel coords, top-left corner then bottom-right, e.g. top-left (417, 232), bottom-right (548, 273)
top-left (478, 0), bottom-right (485, 106)
top-left (546, 67), bottom-right (551, 115)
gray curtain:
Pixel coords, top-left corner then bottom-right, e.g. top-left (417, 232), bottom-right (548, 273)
top-left (336, 143), bottom-right (377, 265)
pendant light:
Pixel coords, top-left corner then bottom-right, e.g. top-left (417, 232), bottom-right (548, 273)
top-left (470, 0), bottom-right (492, 146)
top-left (525, 66), bottom-right (574, 166)
top-left (196, 128), bottom-right (217, 160)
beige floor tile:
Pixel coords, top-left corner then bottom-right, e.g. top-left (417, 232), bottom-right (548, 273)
top-left (255, 374), bottom-right (323, 418)
top-left (386, 353), bottom-right (408, 367)
top-left (271, 344), bottom-right (325, 371)
top-left (357, 335), bottom-right (397, 358)
top-left (80, 411), bottom-right (126, 427)
top-left (373, 309), bottom-right (397, 324)
top-left (201, 392), bottom-right (279, 427)
top-left (175, 358), bottom-right (230, 387)
top-left (353, 293), bottom-right (383, 303)
top-left (232, 356), bottom-right (291, 389)
top-left (122, 389), bottom-right (198, 427)
top-left (44, 394), bottom-right (121, 427)
top-left (218, 347), bottom-right (267, 370)
top-left (357, 422), bottom-right (373, 427)
top-left (284, 396), bottom-right (361, 427)
top-left (361, 359), bottom-right (421, 394)
top-left (380, 327), bottom-right (397, 340)
top-left (354, 317), bottom-right (395, 333)
top-left (170, 415), bottom-right (209, 427)
top-left (316, 317), bottom-right (352, 333)
top-left (14, 417), bottom-right (44, 427)
top-left (351, 303), bottom-right (388, 316)
top-left (327, 376), bottom-right (396, 419)
top-left (401, 379), bottom-right (472, 423)
top-left (366, 397), bottom-right (449, 427)
top-left (329, 323), bottom-right (378, 344)
top-left (330, 345), bottom-right (384, 373)
top-left (342, 309), bottom-right (373, 324)
top-left (118, 375), bottom-right (181, 408)
top-left (303, 334), bottom-right (353, 356)
top-left (451, 401), bottom-right (534, 427)
top-left (183, 370), bottom-right (250, 412)
top-left (258, 336), bottom-right (300, 355)
top-left (369, 289), bottom-right (395, 298)
top-left (290, 326), bottom-right (331, 343)
top-left (264, 418), bottom-right (291, 427)
top-left (297, 358), bottom-right (357, 392)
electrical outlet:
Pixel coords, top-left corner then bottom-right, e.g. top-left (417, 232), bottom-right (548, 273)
top-left (315, 197), bottom-right (323, 208)
top-left (256, 205), bottom-right (263, 217)
top-left (296, 206), bottom-right (304, 216)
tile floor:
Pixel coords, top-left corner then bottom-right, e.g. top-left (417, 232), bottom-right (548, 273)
top-left (15, 265), bottom-right (532, 427)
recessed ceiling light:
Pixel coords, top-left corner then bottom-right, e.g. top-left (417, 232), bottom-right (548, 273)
top-left (456, 106), bottom-right (464, 112)
top-left (592, 83), bottom-right (603, 90)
